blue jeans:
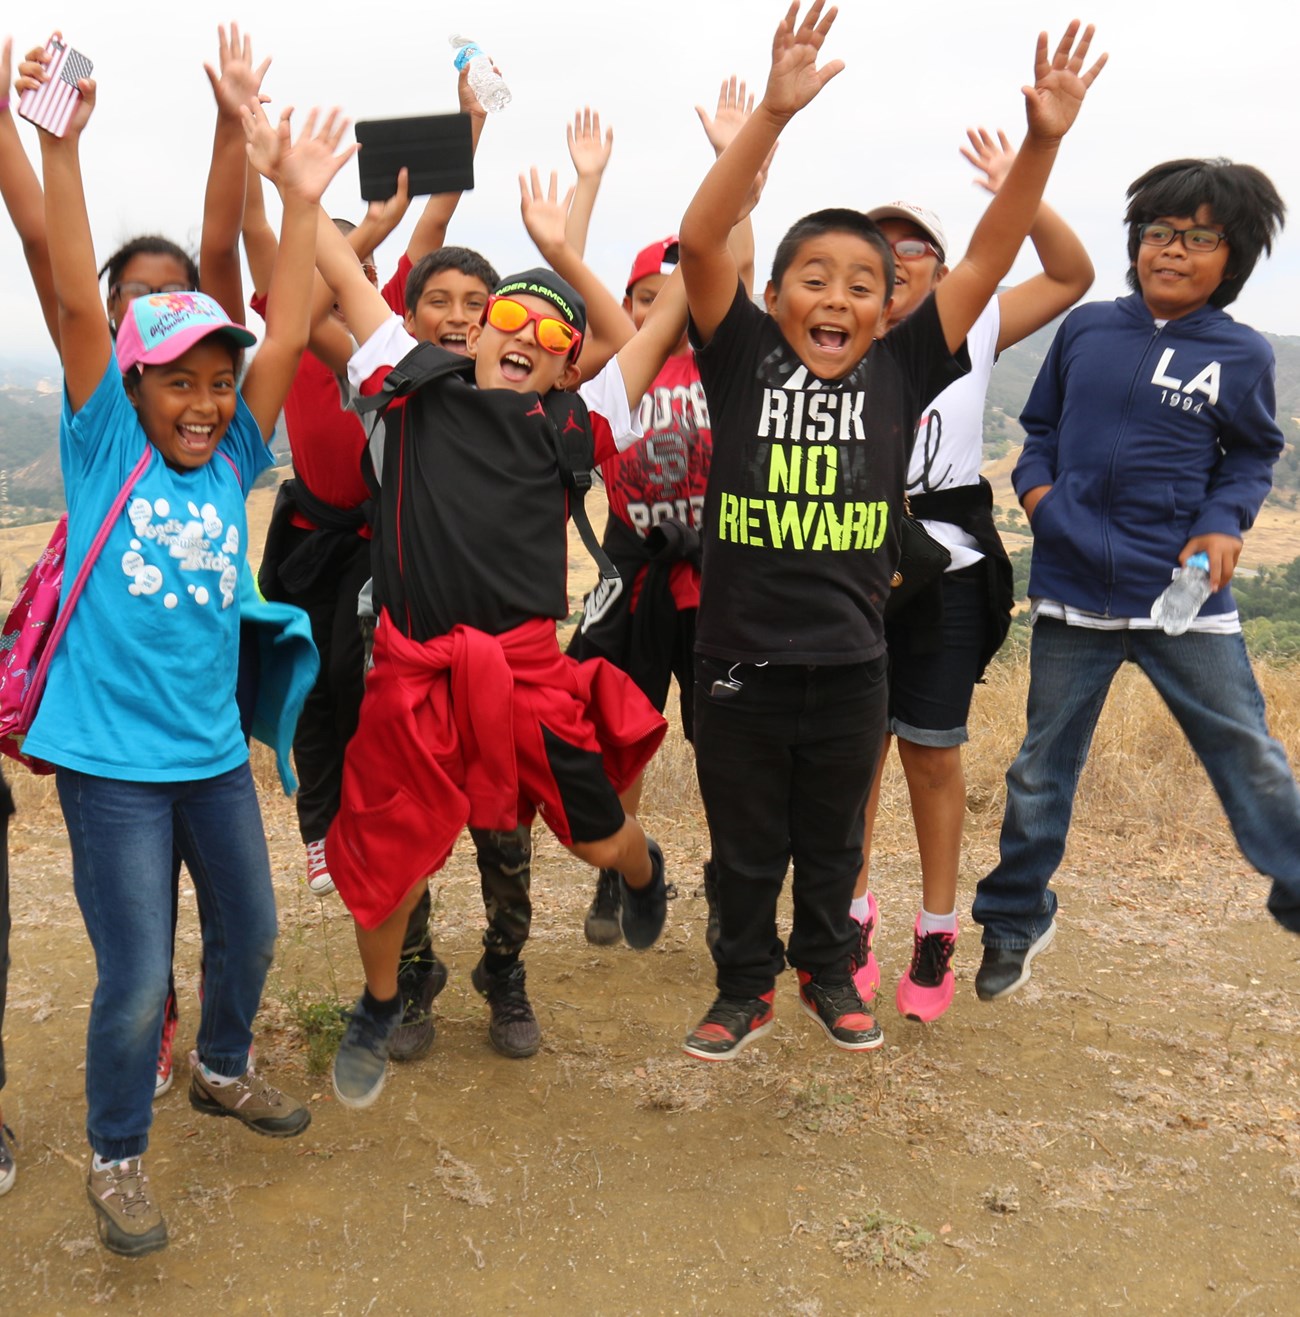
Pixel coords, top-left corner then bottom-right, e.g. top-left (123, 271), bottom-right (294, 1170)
top-left (972, 619), bottom-right (1300, 948)
top-left (57, 764), bottom-right (278, 1160)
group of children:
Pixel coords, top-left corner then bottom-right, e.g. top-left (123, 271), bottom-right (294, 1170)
top-left (0, 0), bottom-right (1298, 1264)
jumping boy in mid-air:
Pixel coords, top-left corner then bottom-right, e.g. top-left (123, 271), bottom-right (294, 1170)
top-left (313, 185), bottom-right (690, 1107)
top-left (676, 0), bottom-right (1105, 1060)
top-left (972, 157), bottom-right (1300, 998)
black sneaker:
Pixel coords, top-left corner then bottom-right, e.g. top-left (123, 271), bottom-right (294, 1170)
top-left (584, 869), bottom-right (623, 945)
top-left (332, 996), bottom-right (402, 1109)
top-left (682, 991), bottom-right (775, 1061)
top-left (701, 859), bottom-right (721, 953)
top-left (389, 951), bottom-right (450, 1062)
top-left (975, 922), bottom-right (1056, 1001)
top-left (619, 839), bottom-right (668, 951)
top-left (470, 957), bottom-right (541, 1058)
top-left (797, 972), bottom-right (884, 1051)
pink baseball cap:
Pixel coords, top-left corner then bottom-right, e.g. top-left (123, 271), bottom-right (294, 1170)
top-left (115, 291), bottom-right (257, 374)
top-left (626, 236), bottom-right (679, 295)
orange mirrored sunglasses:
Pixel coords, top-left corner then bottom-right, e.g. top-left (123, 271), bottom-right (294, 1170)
top-left (483, 296), bottom-right (582, 356)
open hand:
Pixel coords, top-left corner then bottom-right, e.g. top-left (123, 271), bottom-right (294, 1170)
top-left (204, 22), bottom-right (271, 121)
top-left (1022, 21), bottom-right (1107, 144)
top-left (763, 0), bottom-right (843, 121)
top-left (696, 75), bottom-right (755, 157)
top-left (566, 107), bottom-right (613, 180)
top-left (16, 36), bottom-right (95, 138)
top-left (959, 127), bottom-right (1016, 194)
top-left (365, 166), bottom-right (411, 231)
top-left (519, 167), bottom-right (573, 259)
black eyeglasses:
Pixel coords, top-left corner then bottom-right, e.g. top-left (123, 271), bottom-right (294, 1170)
top-left (1138, 223), bottom-right (1228, 253)
top-left (109, 280), bottom-right (193, 300)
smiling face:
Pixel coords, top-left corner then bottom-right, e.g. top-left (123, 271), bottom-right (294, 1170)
top-left (106, 252), bottom-right (194, 331)
top-left (127, 337), bottom-right (238, 470)
top-left (876, 219), bottom-right (946, 329)
top-left (406, 269), bottom-right (492, 355)
top-left (763, 232), bottom-right (893, 379)
top-left (1133, 204), bottom-right (1231, 321)
top-left (470, 293), bottom-right (581, 394)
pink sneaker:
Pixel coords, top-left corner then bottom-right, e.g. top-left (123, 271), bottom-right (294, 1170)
top-left (155, 992), bottom-right (178, 1098)
top-left (849, 891), bottom-right (880, 1002)
top-left (896, 914), bottom-right (958, 1023)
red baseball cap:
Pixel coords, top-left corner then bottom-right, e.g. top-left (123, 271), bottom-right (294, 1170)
top-left (626, 236), bottom-right (679, 295)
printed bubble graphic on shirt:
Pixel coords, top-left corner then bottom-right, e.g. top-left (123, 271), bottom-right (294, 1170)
top-left (116, 498), bottom-right (239, 608)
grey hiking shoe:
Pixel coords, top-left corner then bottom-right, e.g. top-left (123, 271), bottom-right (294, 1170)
top-left (584, 869), bottom-right (623, 945)
top-left (471, 957), bottom-right (541, 1058)
top-left (188, 1051), bottom-right (311, 1137)
top-left (389, 951), bottom-right (450, 1063)
top-left (332, 997), bottom-right (401, 1109)
top-left (86, 1156), bottom-right (168, 1258)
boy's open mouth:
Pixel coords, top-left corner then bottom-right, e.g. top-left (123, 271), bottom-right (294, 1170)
top-left (810, 325), bottom-right (849, 351)
top-left (439, 331), bottom-right (469, 354)
top-left (500, 351), bottom-right (534, 382)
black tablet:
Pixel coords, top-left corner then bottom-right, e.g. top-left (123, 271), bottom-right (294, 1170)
top-left (355, 113), bottom-right (475, 202)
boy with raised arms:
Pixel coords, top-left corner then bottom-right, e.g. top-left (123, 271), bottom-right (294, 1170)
top-left (677, 0), bottom-right (1104, 1060)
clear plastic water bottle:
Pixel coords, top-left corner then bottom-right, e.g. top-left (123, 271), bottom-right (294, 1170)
top-left (1150, 551), bottom-right (1212, 635)
top-left (449, 35), bottom-right (512, 113)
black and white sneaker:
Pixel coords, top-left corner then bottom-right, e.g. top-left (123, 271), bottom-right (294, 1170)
top-left (975, 922), bottom-right (1057, 1001)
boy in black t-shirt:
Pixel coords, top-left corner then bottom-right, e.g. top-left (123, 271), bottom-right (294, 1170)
top-left (678, 1), bottom-right (1105, 1060)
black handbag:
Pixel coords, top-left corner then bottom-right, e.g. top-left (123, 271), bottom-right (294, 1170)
top-left (885, 504), bottom-right (951, 618)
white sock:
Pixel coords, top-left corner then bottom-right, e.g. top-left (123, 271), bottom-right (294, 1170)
top-left (849, 894), bottom-right (873, 923)
top-left (92, 1153), bottom-right (130, 1172)
top-left (919, 907), bottom-right (958, 937)
top-left (199, 1062), bottom-right (238, 1087)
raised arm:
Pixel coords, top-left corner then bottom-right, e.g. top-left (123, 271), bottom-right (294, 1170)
top-left (933, 23), bottom-right (1106, 356)
top-left (404, 68), bottom-right (488, 264)
top-left (959, 126), bottom-right (1094, 352)
top-left (314, 208), bottom-right (395, 349)
top-left (519, 167), bottom-right (634, 381)
top-left (0, 37), bottom-right (57, 347)
top-left (679, 1), bottom-right (842, 344)
top-left (564, 107), bottom-right (613, 259)
top-left (240, 104), bottom-right (356, 437)
top-left (201, 22), bottom-right (270, 323)
top-left (19, 47), bottom-right (108, 408)
top-left (697, 76), bottom-right (761, 297)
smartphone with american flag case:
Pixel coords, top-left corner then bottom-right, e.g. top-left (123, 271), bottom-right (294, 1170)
top-left (18, 35), bottom-right (93, 139)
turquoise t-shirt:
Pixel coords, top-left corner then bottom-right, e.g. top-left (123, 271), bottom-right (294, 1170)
top-left (24, 362), bottom-right (274, 780)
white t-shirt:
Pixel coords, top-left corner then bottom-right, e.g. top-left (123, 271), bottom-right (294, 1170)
top-left (906, 298), bottom-right (1000, 572)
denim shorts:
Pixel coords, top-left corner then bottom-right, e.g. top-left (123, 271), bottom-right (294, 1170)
top-left (884, 564), bottom-right (990, 747)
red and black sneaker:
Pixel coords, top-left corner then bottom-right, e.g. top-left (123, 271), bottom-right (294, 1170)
top-left (797, 971), bottom-right (884, 1051)
top-left (682, 991), bottom-right (775, 1062)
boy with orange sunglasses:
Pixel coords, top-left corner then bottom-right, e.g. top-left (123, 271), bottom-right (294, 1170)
top-left (311, 197), bottom-right (689, 1108)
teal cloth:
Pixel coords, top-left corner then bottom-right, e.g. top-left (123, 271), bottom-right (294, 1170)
top-left (240, 567), bottom-right (319, 795)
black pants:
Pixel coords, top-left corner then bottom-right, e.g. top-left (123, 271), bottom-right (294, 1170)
top-left (693, 656), bottom-right (887, 999)
top-left (0, 776), bottom-right (14, 1093)
top-left (281, 528), bottom-right (371, 842)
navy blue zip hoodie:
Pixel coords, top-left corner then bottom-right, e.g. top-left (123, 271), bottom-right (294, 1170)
top-left (1013, 294), bottom-right (1283, 619)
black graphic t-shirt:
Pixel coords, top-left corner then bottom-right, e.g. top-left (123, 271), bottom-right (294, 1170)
top-left (692, 283), bottom-right (966, 664)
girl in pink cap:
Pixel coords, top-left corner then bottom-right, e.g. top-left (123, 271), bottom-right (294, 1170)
top-left (17, 41), bottom-right (352, 1257)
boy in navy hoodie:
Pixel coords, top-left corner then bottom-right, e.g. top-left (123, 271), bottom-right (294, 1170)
top-left (972, 158), bottom-right (1300, 998)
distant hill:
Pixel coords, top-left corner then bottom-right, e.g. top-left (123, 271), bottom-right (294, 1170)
top-left (1, 314), bottom-right (1297, 521)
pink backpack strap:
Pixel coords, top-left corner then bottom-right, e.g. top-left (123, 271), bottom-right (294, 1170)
top-left (23, 445), bottom-right (152, 715)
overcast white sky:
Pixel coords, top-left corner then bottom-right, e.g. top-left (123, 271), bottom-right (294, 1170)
top-left (2, 0), bottom-right (1297, 368)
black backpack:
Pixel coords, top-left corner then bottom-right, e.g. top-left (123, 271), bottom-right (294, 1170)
top-left (354, 340), bottom-right (620, 593)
